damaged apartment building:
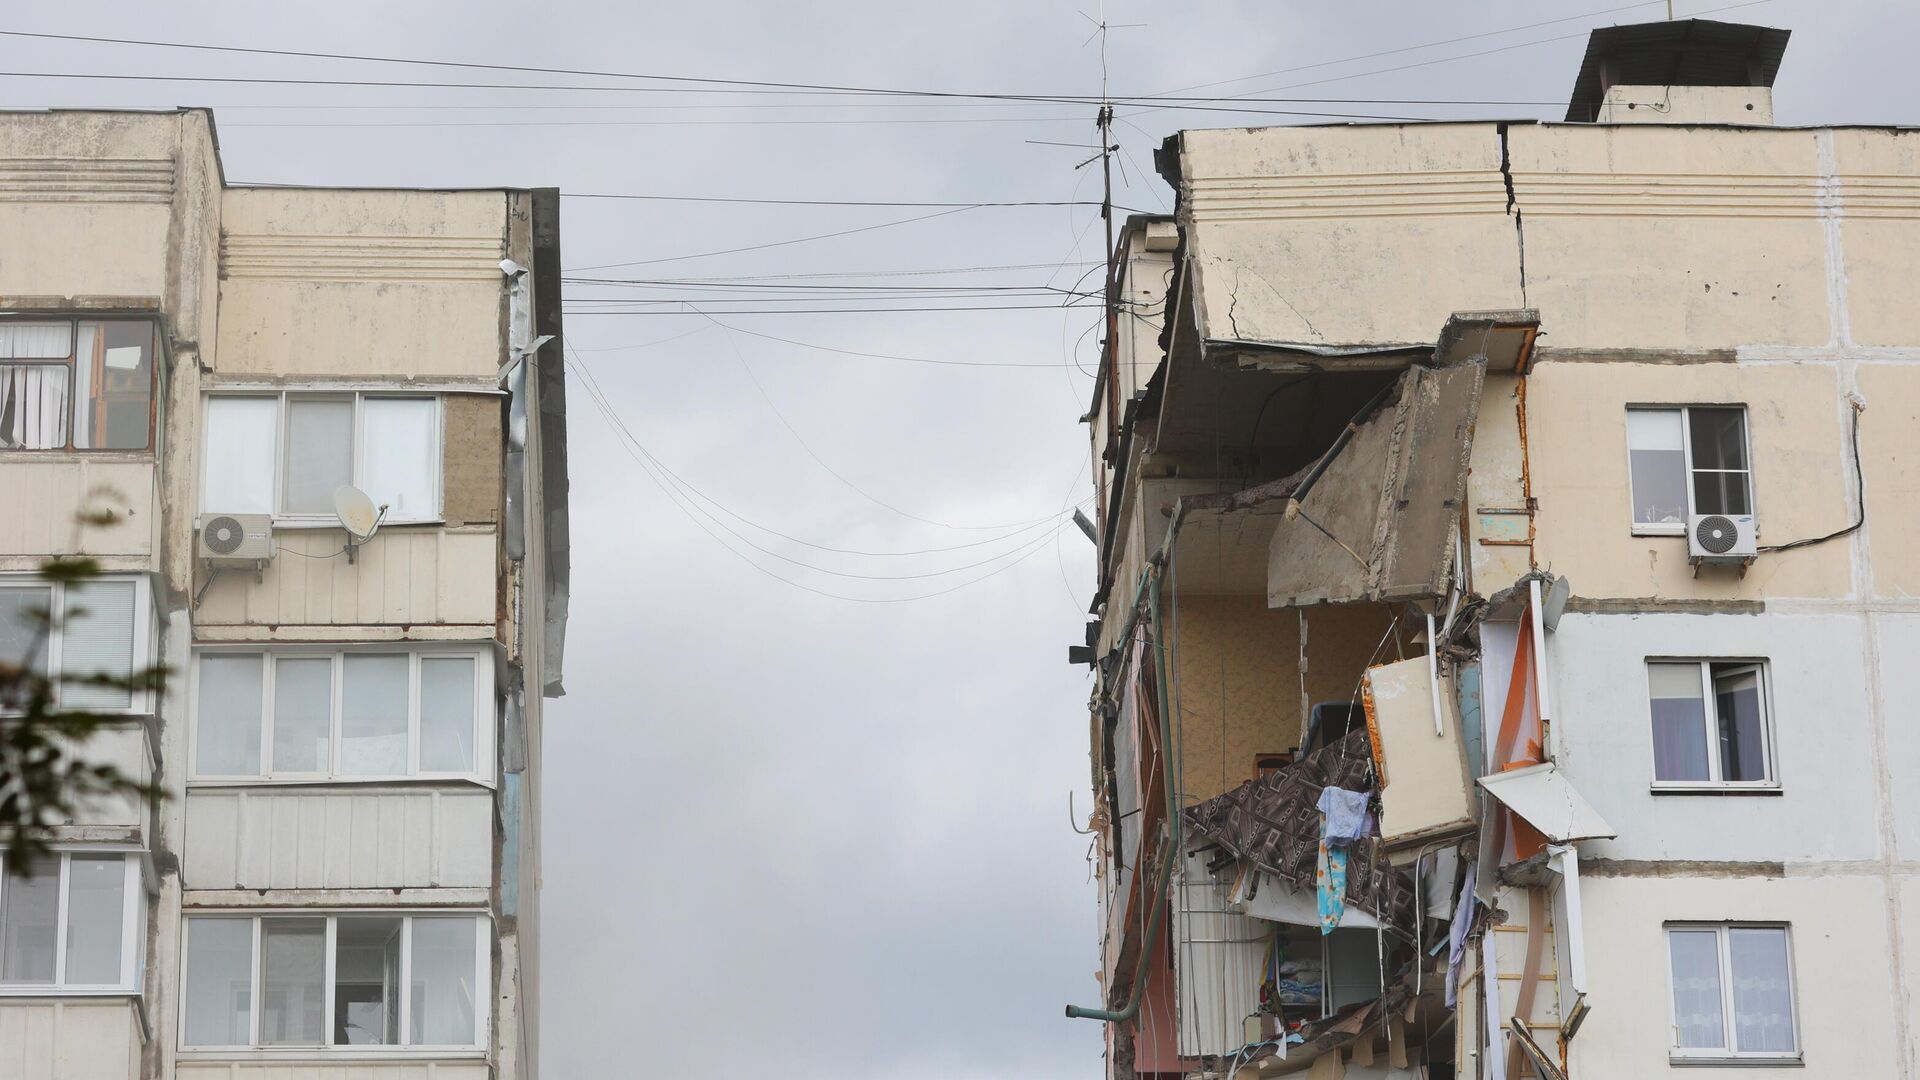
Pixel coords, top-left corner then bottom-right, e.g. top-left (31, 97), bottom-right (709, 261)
top-left (0, 109), bottom-right (567, 1079)
top-left (1068, 21), bottom-right (1920, 1079)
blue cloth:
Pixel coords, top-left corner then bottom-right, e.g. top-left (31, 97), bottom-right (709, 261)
top-left (1316, 840), bottom-right (1349, 935)
top-left (1316, 786), bottom-right (1373, 846)
top-left (1446, 863), bottom-right (1478, 1008)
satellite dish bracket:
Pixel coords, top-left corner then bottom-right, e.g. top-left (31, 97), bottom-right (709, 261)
top-left (343, 505), bottom-right (389, 564)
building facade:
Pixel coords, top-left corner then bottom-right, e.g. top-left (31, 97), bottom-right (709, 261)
top-left (1071, 21), bottom-right (1920, 1078)
top-left (0, 109), bottom-right (569, 1080)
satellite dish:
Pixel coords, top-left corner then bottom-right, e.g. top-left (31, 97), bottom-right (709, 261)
top-left (333, 485), bottom-right (381, 540)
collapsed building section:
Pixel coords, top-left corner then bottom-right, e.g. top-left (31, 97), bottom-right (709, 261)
top-left (1056, 17), bottom-right (1920, 1079)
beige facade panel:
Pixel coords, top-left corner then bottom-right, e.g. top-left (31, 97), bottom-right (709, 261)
top-left (181, 787), bottom-right (493, 890)
top-left (193, 528), bottom-right (497, 627)
top-left (1832, 129), bottom-right (1920, 347)
top-left (0, 999), bottom-right (143, 1080)
top-left (1527, 360), bottom-right (1852, 600)
top-left (0, 460), bottom-right (157, 563)
top-left (175, 1063), bottom-right (491, 1080)
top-left (1507, 125), bottom-right (1831, 350)
top-left (1175, 123), bottom-right (1522, 346)
top-left (442, 394), bottom-right (504, 527)
top-left (1570, 872), bottom-right (1902, 1077)
top-left (1364, 658), bottom-right (1473, 846)
top-left (215, 189), bottom-right (506, 379)
top-left (0, 113), bottom-right (186, 302)
top-left (1857, 363), bottom-right (1920, 598)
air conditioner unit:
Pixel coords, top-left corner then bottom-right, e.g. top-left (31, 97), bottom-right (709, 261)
top-left (1688, 513), bottom-right (1757, 563)
top-left (195, 513), bottom-right (273, 567)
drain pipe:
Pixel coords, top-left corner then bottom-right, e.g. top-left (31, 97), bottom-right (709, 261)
top-left (1066, 553), bottom-right (1181, 1023)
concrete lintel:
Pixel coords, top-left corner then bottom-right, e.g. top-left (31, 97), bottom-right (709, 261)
top-left (1564, 596), bottom-right (1765, 615)
top-left (1580, 858), bottom-right (1784, 879)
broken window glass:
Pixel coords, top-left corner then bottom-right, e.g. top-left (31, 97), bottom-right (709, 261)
top-left (333, 916), bottom-right (403, 1046)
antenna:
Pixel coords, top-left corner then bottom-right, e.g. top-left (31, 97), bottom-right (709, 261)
top-left (332, 484), bottom-right (389, 564)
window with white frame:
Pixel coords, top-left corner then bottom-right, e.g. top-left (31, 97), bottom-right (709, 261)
top-left (181, 912), bottom-right (485, 1050)
top-left (0, 576), bottom-right (157, 714)
top-left (0, 317), bottom-right (160, 452)
top-left (0, 851), bottom-right (145, 992)
top-left (1647, 660), bottom-right (1775, 788)
top-left (1667, 924), bottom-right (1798, 1060)
top-left (201, 392), bottom-right (441, 522)
top-left (191, 648), bottom-right (491, 781)
top-left (1626, 406), bottom-right (1752, 532)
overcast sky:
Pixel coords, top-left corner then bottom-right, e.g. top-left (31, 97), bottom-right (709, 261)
top-left (9, 0), bottom-right (1919, 1074)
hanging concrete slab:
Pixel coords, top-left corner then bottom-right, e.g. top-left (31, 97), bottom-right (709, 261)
top-left (1267, 359), bottom-right (1486, 608)
top-left (1476, 762), bottom-right (1617, 844)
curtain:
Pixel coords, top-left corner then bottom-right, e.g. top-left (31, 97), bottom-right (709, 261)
top-left (0, 322), bottom-right (70, 359)
top-left (0, 365), bottom-right (70, 449)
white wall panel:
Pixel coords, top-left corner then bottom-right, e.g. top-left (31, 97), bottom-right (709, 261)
top-left (176, 1062), bottom-right (490, 1080)
top-left (193, 528), bottom-right (496, 628)
top-left (183, 788), bottom-right (492, 890)
top-left (0, 999), bottom-right (142, 1080)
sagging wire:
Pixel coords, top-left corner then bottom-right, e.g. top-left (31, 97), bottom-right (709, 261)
top-left (1758, 394), bottom-right (1867, 552)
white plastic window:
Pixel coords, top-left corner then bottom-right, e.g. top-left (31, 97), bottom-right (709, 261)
top-left (201, 392), bottom-right (441, 522)
top-left (0, 851), bottom-right (143, 992)
top-left (192, 647), bottom-right (491, 782)
top-left (0, 576), bottom-right (153, 715)
top-left (1667, 924), bottom-right (1798, 1060)
top-left (1647, 660), bottom-right (1775, 788)
top-left (1626, 406), bottom-right (1752, 533)
top-left (181, 913), bottom-right (488, 1050)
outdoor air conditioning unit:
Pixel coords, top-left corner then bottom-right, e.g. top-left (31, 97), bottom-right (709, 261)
top-left (195, 513), bottom-right (273, 567)
top-left (1688, 513), bottom-right (1757, 563)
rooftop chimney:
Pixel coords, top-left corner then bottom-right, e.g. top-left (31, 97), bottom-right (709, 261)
top-left (1566, 19), bottom-right (1791, 125)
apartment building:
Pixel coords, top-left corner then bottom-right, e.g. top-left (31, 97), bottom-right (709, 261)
top-left (1070, 20), bottom-right (1920, 1078)
top-left (0, 109), bottom-right (568, 1080)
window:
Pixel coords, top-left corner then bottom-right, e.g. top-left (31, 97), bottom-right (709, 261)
top-left (0, 576), bottom-right (155, 714)
top-left (1647, 660), bottom-right (1775, 788)
top-left (0, 851), bottom-right (144, 992)
top-left (201, 392), bottom-right (441, 522)
top-left (0, 318), bottom-right (159, 452)
top-left (1667, 924), bottom-right (1798, 1061)
top-left (191, 648), bottom-right (490, 781)
top-left (1626, 406), bottom-right (1752, 533)
top-left (181, 913), bottom-right (486, 1050)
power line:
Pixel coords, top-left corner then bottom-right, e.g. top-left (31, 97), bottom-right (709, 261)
top-left (679, 316), bottom-right (1084, 370)
top-left (564, 303), bottom-right (1102, 315)
top-left (569, 347), bottom-right (1082, 601)
top-left (564, 193), bottom-right (1134, 208)
top-left (563, 205), bottom-right (979, 272)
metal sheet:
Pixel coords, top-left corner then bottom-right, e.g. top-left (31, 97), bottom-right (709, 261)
top-left (182, 789), bottom-right (494, 890)
top-left (1476, 763), bottom-right (1617, 843)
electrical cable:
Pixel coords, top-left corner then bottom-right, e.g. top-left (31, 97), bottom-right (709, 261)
top-left (563, 205), bottom-right (981, 272)
top-left (679, 317), bottom-right (1079, 370)
top-left (569, 340), bottom-right (1085, 554)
